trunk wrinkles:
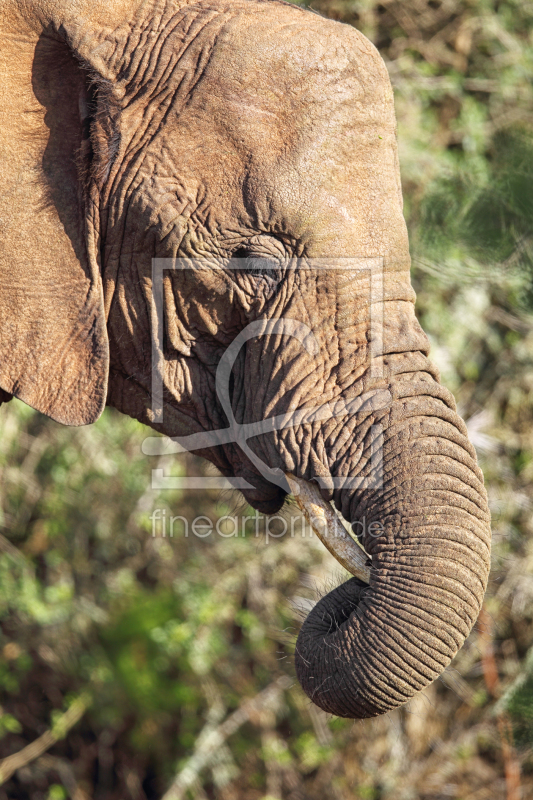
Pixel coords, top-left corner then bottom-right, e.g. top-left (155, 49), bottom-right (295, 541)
top-left (293, 353), bottom-right (491, 718)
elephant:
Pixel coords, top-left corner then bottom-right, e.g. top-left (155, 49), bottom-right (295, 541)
top-left (0, 0), bottom-right (491, 719)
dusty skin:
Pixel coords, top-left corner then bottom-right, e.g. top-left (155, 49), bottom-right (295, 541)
top-left (0, 0), bottom-right (491, 718)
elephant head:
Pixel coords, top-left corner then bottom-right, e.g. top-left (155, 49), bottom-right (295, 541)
top-left (0, 0), bottom-right (491, 718)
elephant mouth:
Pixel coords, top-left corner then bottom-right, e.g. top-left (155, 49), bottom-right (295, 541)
top-left (285, 474), bottom-right (371, 584)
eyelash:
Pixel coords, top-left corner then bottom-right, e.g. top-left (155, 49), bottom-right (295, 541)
top-left (230, 248), bottom-right (282, 276)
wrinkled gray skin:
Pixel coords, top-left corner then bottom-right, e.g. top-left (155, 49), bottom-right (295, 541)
top-left (0, 0), bottom-right (491, 718)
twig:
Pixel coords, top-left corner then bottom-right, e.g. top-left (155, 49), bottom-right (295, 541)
top-left (161, 676), bottom-right (291, 800)
top-left (0, 532), bottom-right (29, 567)
top-left (37, 755), bottom-right (91, 800)
top-left (286, 474), bottom-right (370, 583)
top-left (478, 605), bottom-right (521, 800)
top-left (0, 693), bottom-right (90, 786)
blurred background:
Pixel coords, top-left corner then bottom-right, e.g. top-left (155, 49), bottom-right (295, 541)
top-left (1, 1), bottom-right (533, 798)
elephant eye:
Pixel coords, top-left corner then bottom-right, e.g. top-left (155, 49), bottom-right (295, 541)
top-left (231, 248), bottom-right (282, 278)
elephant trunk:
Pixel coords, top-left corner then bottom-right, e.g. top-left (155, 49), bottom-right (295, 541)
top-left (293, 371), bottom-right (491, 719)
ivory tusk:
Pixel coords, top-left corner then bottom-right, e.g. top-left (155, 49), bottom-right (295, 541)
top-left (286, 473), bottom-right (371, 584)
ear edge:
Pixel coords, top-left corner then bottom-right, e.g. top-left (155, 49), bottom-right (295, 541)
top-left (0, 26), bottom-right (110, 428)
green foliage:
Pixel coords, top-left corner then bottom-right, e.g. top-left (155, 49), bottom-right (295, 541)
top-left (496, 647), bottom-right (533, 746)
top-left (0, 713), bottom-right (22, 739)
top-left (46, 786), bottom-right (67, 800)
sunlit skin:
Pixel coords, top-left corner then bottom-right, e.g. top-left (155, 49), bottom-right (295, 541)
top-left (0, 0), bottom-right (491, 718)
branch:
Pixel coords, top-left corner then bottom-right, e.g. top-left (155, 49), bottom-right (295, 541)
top-left (0, 693), bottom-right (90, 786)
top-left (478, 606), bottom-right (521, 800)
top-left (38, 755), bottom-right (91, 800)
top-left (161, 676), bottom-right (292, 800)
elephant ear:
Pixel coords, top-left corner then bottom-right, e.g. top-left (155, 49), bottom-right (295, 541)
top-left (0, 19), bottom-right (109, 426)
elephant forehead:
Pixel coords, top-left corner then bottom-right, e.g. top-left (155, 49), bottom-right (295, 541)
top-left (208, 3), bottom-right (388, 89)
top-left (169, 6), bottom-right (400, 250)
top-left (198, 6), bottom-right (393, 140)
top-left (96, 1), bottom-right (402, 259)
